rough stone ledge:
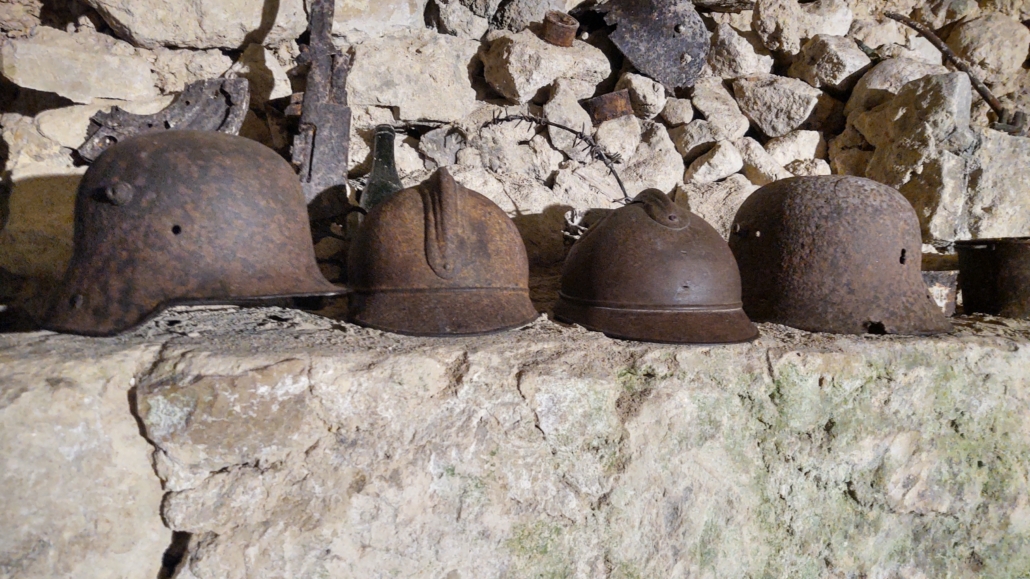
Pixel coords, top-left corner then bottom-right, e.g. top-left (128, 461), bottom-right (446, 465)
top-left (2, 306), bottom-right (1030, 578)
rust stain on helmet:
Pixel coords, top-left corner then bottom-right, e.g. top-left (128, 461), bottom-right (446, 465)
top-left (42, 130), bottom-right (343, 336)
top-left (729, 176), bottom-right (951, 335)
top-left (346, 168), bottom-right (538, 336)
top-left (554, 189), bottom-right (758, 344)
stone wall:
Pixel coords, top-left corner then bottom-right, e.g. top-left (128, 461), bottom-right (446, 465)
top-left (3, 307), bottom-right (1030, 577)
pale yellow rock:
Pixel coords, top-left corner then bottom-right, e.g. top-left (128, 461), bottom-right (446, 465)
top-left (677, 173), bottom-right (758, 238)
top-left (330, 0), bottom-right (429, 41)
top-left (82, 0), bottom-right (307, 49)
top-left (482, 29), bottom-right (610, 104)
top-left (0, 27), bottom-right (158, 104)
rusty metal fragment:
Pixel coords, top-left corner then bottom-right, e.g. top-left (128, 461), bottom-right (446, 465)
top-left (729, 176), bottom-right (951, 335)
top-left (956, 237), bottom-right (1030, 318)
top-left (43, 131), bottom-right (343, 337)
top-left (603, 0), bottom-right (710, 89)
top-left (76, 78), bottom-right (249, 163)
top-left (542, 11), bottom-right (578, 47)
top-left (581, 89), bottom-right (633, 124)
top-left (347, 167), bottom-right (538, 336)
top-left (554, 189), bottom-right (758, 344)
top-left (292, 0), bottom-right (353, 207)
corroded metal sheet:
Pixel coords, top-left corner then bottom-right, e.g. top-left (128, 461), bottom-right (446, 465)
top-left (956, 237), bottom-right (1030, 318)
top-left (604, 0), bottom-right (710, 89)
top-left (77, 78), bottom-right (249, 163)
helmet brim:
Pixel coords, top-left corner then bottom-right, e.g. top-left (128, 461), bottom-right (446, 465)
top-left (553, 297), bottom-right (759, 344)
top-left (347, 288), bottom-right (539, 336)
top-left (40, 278), bottom-right (346, 337)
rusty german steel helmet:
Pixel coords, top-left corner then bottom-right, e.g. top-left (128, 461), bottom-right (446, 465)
top-left (554, 189), bottom-right (758, 344)
top-left (346, 167), bottom-right (538, 335)
top-left (42, 130), bottom-right (342, 336)
top-left (728, 176), bottom-right (951, 335)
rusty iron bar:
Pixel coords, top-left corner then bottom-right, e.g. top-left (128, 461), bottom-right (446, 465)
top-left (483, 113), bottom-right (629, 201)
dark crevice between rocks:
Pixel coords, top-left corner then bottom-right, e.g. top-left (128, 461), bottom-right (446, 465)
top-left (156, 531), bottom-right (192, 579)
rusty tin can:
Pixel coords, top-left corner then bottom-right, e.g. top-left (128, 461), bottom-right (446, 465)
top-left (955, 237), bottom-right (1030, 318)
top-left (542, 11), bottom-right (578, 47)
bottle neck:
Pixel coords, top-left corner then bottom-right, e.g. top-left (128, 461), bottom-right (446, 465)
top-left (361, 126), bottom-right (403, 211)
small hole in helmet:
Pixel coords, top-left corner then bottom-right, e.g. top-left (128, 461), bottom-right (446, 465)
top-left (755, 230), bottom-right (761, 238)
top-left (899, 249), bottom-right (907, 264)
top-left (865, 321), bottom-right (887, 335)
top-left (69, 294), bottom-right (83, 309)
top-left (172, 225), bottom-right (182, 235)
top-left (668, 214), bottom-right (679, 222)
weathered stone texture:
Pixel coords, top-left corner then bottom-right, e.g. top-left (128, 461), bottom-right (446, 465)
top-left (2, 307), bottom-right (1030, 578)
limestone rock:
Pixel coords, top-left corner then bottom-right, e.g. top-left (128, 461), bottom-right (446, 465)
top-left (347, 105), bottom-right (397, 175)
top-left (4, 309), bottom-right (1030, 578)
top-left (543, 78), bottom-right (593, 162)
top-left (482, 30), bottom-right (610, 104)
top-left (691, 77), bottom-right (750, 140)
top-left (669, 120), bottom-right (719, 163)
top-left (0, 341), bottom-right (169, 578)
top-left (491, 0), bottom-right (563, 32)
top-left (752, 0), bottom-right (853, 55)
top-left (912, 0), bottom-right (982, 30)
top-left (765, 130), bottom-right (827, 165)
top-left (848, 18), bottom-right (942, 65)
top-left (967, 129), bottom-right (1030, 239)
top-left (621, 121), bottom-right (684, 195)
top-left (149, 47), bottom-right (233, 95)
top-left (330, 0), bottom-right (430, 42)
top-left (845, 58), bottom-right (950, 117)
top-left (614, 72), bottom-right (667, 120)
top-left (659, 97), bottom-right (694, 127)
top-left (427, 0), bottom-right (490, 39)
top-left (419, 126), bottom-right (467, 168)
top-left (594, 114), bottom-right (642, 166)
top-left (0, 0), bottom-right (41, 38)
top-left (828, 124), bottom-right (873, 177)
top-left (684, 140), bottom-right (743, 184)
top-left (736, 137), bottom-right (792, 186)
top-left (978, 0), bottom-right (1030, 21)
top-left (785, 157), bottom-right (831, 176)
top-left (946, 14), bottom-right (1030, 90)
top-left (229, 44), bottom-right (291, 105)
top-left (676, 173), bottom-right (757, 238)
top-left (551, 160), bottom-right (629, 208)
top-left (0, 27), bottom-right (158, 104)
top-left (788, 34), bottom-right (871, 93)
top-left (348, 30), bottom-right (481, 122)
top-left (732, 74), bottom-right (823, 138)
top-left (459, 0), bottom-right (504, 18)
top-left (707, 23), bottom-right (774, 80)
top-left (83, 0), bottom-right (307, 49)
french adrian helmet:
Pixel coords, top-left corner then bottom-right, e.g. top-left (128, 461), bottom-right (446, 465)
top-left (346, 167), bottom-right (538, 336)
top-left (554, 189), bottom-right (758, 344)
top-left (42, 130), bottom-right (342, 336)
top-left (728, 175), bottom-right (951, 335)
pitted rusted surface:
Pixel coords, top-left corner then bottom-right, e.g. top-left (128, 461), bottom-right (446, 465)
top-left (347, 168), bottom-right (537, 336)
top-left (729, 176), bottom-right (951, 335)
top-left (604, 0), bottom-right (710, 89)
top-left (542, 11), bottom-right (578, 47)
top-left (582, 90), bottom-right (633, 124)
top-left (43, 130), bottom-right (342, 336)
top-left (554, 189), bottom-right (758, 344)
top-left (956, 237), bottom-right (1030, 318)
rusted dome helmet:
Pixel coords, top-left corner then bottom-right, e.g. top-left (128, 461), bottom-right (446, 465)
top-left (728, 175), bottom-right (950, 335)
top-left (554, 189), bottom-right (758, 344)
top-left (346, 167), bottom-right (538, 335)
top-left (42, 130), bottom-right (342, 336)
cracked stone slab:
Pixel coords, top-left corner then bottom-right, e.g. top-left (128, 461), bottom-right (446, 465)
top-left (3, 306), bottom-right (1030, 578)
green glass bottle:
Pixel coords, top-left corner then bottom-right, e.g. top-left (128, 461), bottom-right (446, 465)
top-left (359, 124), bottom-right (404, 212)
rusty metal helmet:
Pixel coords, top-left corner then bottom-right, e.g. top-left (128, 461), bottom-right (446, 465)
top-left (42, 130), bottom-right (342, 336)
top-left (553, 189), bottom-right (758, 344)
top-left (729, 175), bottom-right (951, 335)
top-left (346, 167), bottom-right (538, 335)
